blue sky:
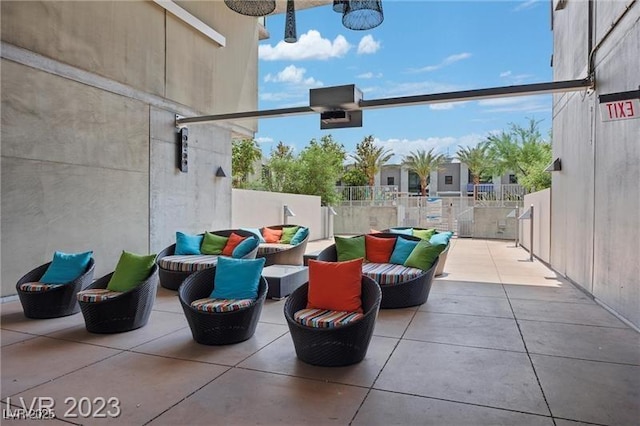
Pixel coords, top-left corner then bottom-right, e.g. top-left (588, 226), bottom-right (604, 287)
top-left (255, 0), bottom-right (552, 163)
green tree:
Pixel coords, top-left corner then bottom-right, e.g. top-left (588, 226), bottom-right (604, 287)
top-left (455, 142), bottom-right (491, 186)
top-left (403, 148), bottom-right (445, 196)
top-left (297, 135), bottom-right (346, 205)
top-left (231, 139), bottom-right (262, 188)
top-left (263, 141), bottom-right (296, 192)
top-left (350, 135), bottom-right (393, 186)
top-left (341, 167), bottom-right (368, 186)
top-left (485, 118), bottom-right (552, 192)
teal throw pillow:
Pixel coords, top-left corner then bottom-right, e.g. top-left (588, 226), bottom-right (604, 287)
top-left (290, 227), bottom-right (309, 245)
top-left (107, 251), bottom-right (156, 292)
top-left (201, 232), bottom-right (228, 255)
top-left (40, 251), bottom-right (93, 284)
top-left (413, 228), bottom-right (436, 240)
top-left (175, 232), bottom-right (203, 255)
top-left (334, 235), bottom-right (365, 261)
top-left (389, 238), bottom-right (419, 265)
top-left (232, 236), bottom-right (258, 258)
top-left (211, 256), bottom-right (266, 300)
top-left (390, 227), bottom-right (413, 236)
top-left (404, 241), bottom-right (446, 271)
top-left (240, 227), bottom-right (266, 243)
top-left (280, 226), bottom-right (300, 244)
top-left (430, 231), bottom-right (453, 246)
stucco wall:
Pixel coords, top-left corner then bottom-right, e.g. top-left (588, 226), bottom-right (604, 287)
top-left (333, 206), bottom-right (398, 235)
top-left (231, 190), bottom-right (322, 241)
top-left (552, 0), bottom-right (639, 327)
top-left (1, 1), bottom-right (256, 296)
top-left (473, 207), bottom-right (517, 240)
top-left (520, 189), bottom-right (551, 264)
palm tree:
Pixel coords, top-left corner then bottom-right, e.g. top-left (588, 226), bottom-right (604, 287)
top-left (403, 148), bottom-right (445, 196)
top-left (350, 135), bottom-right (393, 186)
top-left (456, 142), bottom-right (490, 186)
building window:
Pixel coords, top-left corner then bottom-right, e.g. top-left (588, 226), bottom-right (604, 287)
top-left (387, 176), bottom-right (395, 185)
top-left (445, 175), bottom-right (453, 185)
top-left (509, 174), bottom-right (517, 184)
top-left (408, 171), bottom-right (421, 194)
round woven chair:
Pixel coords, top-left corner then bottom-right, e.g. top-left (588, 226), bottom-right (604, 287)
top-left (78, 264), bottom-right (158, 333)
top-left (284, 276), bottom-right (381, 366)
top-left (258, 224), bottom-right (309, 266)
top-left (179, 267), bottom-right (268, 345)
top-left (16, 258), bottom-right (95, 319)
top-left (157, 229), bottom-right (259, 291)
top-left (383, 227), bottom-right (451, 276)
top-left (318, 233), bottom-right (439, 309)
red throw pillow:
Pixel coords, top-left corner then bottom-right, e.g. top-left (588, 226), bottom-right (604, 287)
top-left (262, 227), bottom-right (282, 243)
top-left (307, 258), bottom-right (363, 313)
top-left (365, 235), bottom-right (396, 263)
top-left (222, 233), bottom-right (246, 256)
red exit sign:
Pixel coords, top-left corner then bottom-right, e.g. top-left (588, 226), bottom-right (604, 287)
top-left (599, 90), bottom-right (640, 122)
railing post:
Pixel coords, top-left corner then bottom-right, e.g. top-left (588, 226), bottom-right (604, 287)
top-left (529, 204), bottom-right (534, 262)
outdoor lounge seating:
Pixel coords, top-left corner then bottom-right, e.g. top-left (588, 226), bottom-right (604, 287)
top-left (255, 224), bottom-right (309, 266)
top-left (179, 266), bottom-right (268, 345)
top-left (78, 264), bottom-right (158, 333)
top-left (156, 229), bottom-right (259, 290)
top-left (284, 276), bottom-right (381, 366)
top-left (16, 258), bottom-right (95, 319)
top-left (318, 233), bottom-right (440, 309)
top-left (384, 227), bottom-right (452, 276)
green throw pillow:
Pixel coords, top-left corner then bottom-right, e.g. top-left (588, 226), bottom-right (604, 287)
top-left (413, 228), bottom-right (436, 240)
top-left (334, 235), bottom-right (365, 261)
top-left (404, 241), bottom-right (446, 271)
top-left (201, 232), bottom-right (228, 255)
top-left (107, 251), bottom-right (156, 292)
top-left (280, 226), bottom-right (300, 244)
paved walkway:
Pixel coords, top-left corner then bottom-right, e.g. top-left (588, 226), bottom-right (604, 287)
top-left (1, 238), bottom-right (638, 425)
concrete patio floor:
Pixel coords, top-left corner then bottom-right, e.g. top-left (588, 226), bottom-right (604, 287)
top-left (1, 238), bottom-right (638, 425)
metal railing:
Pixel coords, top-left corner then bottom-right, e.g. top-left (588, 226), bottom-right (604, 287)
top-left (336, 185), bottom-right (405, 206)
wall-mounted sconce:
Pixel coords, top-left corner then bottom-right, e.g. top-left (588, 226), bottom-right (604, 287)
top-left (177, 127), bottom-right (189, 173)
top-left (545, 158), bottom-right (562, 172)
top-left (283, 205), bottom-right (296, 225)
top-left (215, 166), bottom-right (227, 177)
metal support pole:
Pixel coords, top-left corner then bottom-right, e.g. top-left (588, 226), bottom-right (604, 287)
top-left (529, 204), bottom-right (534, 262)
top-left (515, 206), bottom-right (519, 247)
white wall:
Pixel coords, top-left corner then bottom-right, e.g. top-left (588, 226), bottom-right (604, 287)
top-left (520, 189), bottom-right (551, 264)
top-left (231, 189), bottom-right (323, 240)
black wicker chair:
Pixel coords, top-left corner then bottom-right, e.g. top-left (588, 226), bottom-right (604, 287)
top-left (258, 224), bottom-right (309, 266)
top-left (383, 227), bottom-right (451, 276)
top-left (157, 229), bottom-right (259, 291)
top-left (78, 264), bottom-right (158, 333)
top-left (179, 267), bottom-right (268, 345)
top-left (284, 276), bottom-right (381, 366)
top-left (16, 258), bottom-right (95, 319)
top-left (317, 233), bottom-right (439, 309)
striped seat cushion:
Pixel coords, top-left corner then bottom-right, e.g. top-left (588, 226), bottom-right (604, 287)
top-left (294, 309), bottom-right (364, 328)
top-left (362, 262), bottom-right (425, 286)
top-left (257, 243), bottom-right (292, 256)
top-left (19, 282), bottom-right (61, 292)
top-left (158, 255), bottom-right (219, 273)
top-left (77, 289), bottom-right (122, 303)
top-left (190, 298), bottom-right (253, 313)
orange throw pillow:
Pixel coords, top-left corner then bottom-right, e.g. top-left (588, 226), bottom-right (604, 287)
top-left (307, 258), bottom-right (363, 313)
top-left (262, 227), bottom-right (282, 243)
top-left (222, 232), bottom-right (246, 256)
top-left (365, 235), bottom-right (396, 263)
top-left (369, 228), bottom-right (381, 234)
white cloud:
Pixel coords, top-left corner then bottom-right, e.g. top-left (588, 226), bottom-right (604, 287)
top-left (255, 137), bottom-right (274, 144)
top-left (381, 81), bottom-right (463, 97)
top-left (514, 0), bottom-right (540, 12)
top-left (499, 70), bottom-right (535, 84)
top-left (478, 95), bottom-right (551, 113)
top-left (264, 65), bottom-right (323, 87)
top-left (259, 92), bottom-right (300, 102)
top-left (371, 133), bottom-right (487, 161)
top-left (500, 70), bottom-right (512, 78)
top-left (408, 53), bottom-right (472, 73)
top-left (356, 72), bottom-right (383, 79)
top-left (429, 103), bottom-right (456, 110)
top-left (357, 35), bottom-right (381, 55)
top-left (259, 30), bottom-right (351, 61)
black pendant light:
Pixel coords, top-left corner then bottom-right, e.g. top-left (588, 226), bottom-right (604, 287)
top-left (224, 0), bottom-right (276, 17)
top-left (332, 0), bottom-right (348, 13)
top-left (284, 0), bottom-right (297, 43)
top-left (342, 0), bottom-right (384, 31)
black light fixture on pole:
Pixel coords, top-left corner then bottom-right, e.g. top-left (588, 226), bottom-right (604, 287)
top-left (284, 0), bottom-right (297, 43)
top-left (342, 0), bottom-right (384, 31)
top-left (224, 0), bottom-right (276, 17)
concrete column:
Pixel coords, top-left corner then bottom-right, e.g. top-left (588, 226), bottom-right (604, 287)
top-left (429, 171), bottom-right (438, 197)
top-left (400, 167), bottom-right (409, 193)
top-left (460, 163), bottom-right (469, 193)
